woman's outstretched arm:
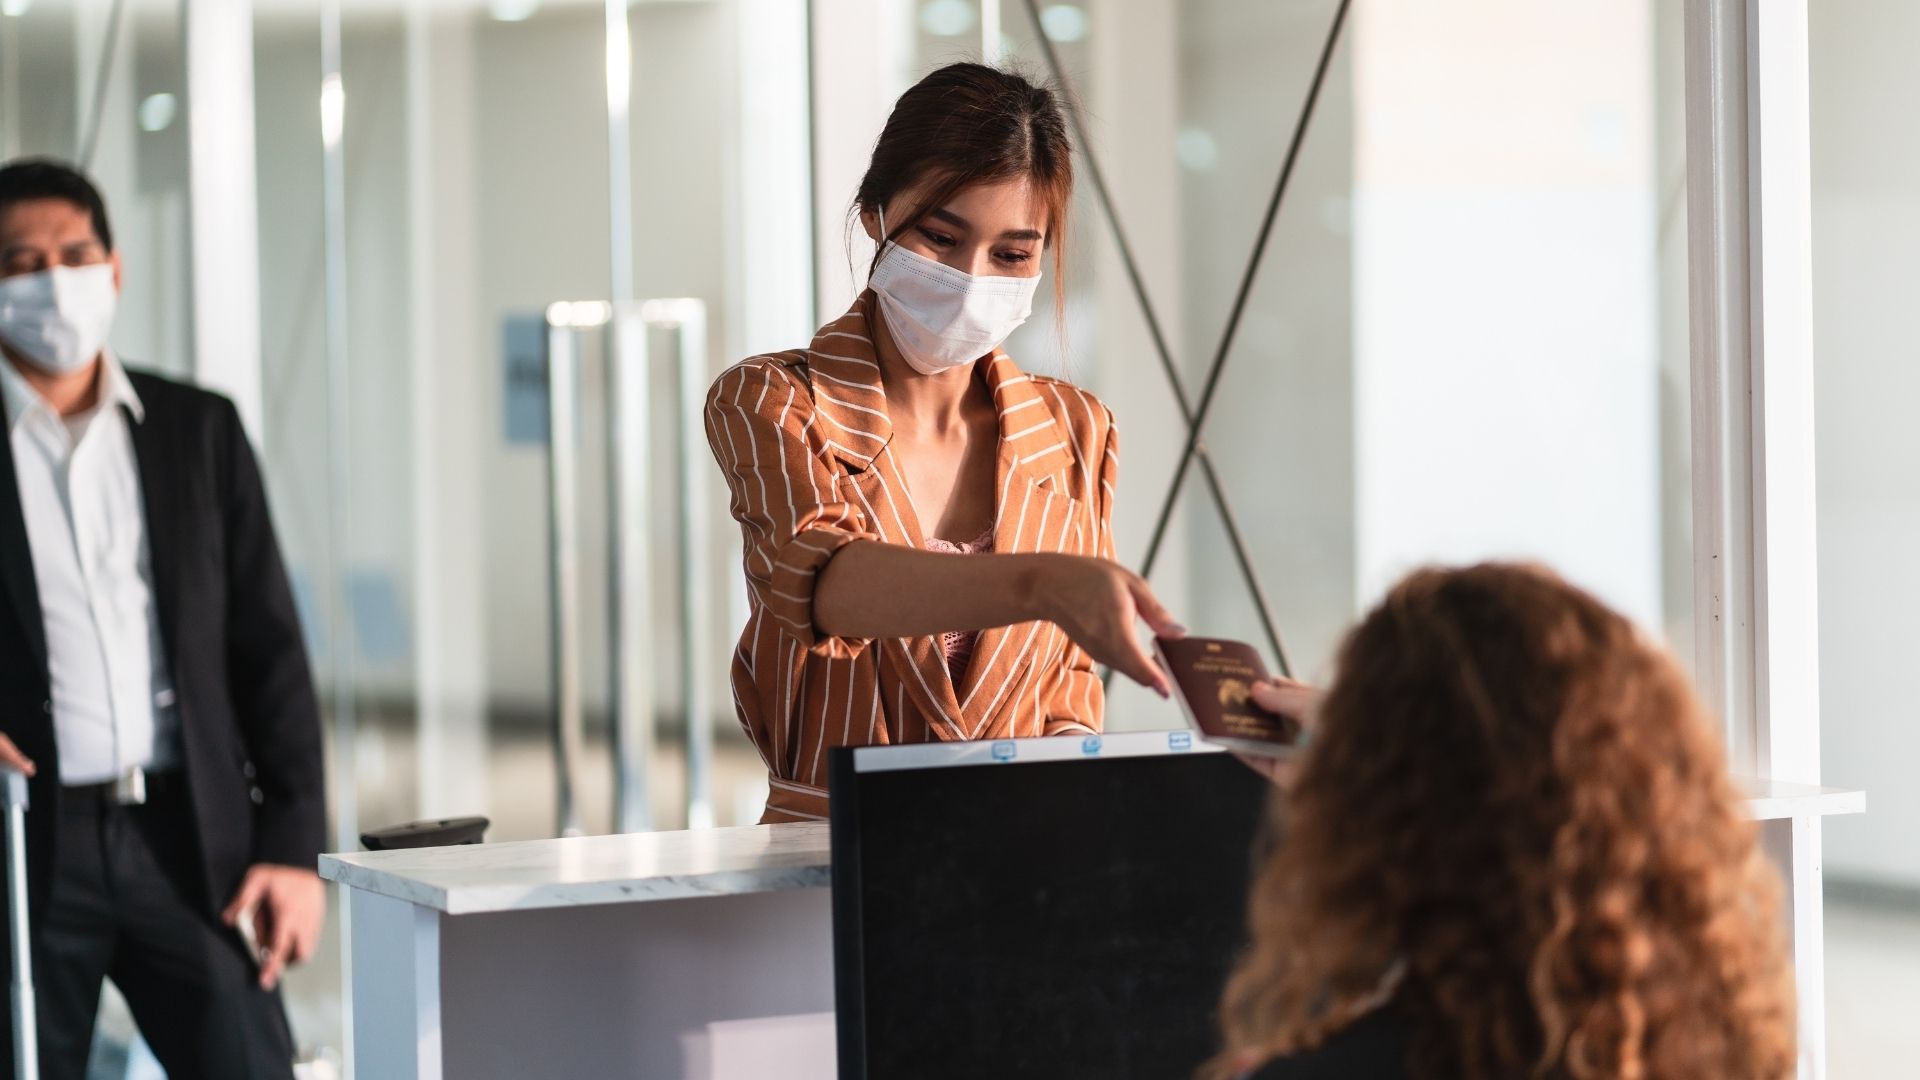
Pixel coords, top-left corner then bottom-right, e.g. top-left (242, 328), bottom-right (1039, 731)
top-left (815, 542), bottom-right (1179, 695)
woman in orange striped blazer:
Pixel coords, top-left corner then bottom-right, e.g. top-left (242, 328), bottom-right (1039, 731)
top-left (705, 63), bottom-right (1182, 822)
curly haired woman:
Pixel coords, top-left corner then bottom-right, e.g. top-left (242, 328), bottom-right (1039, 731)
top-left (1211, 563), bottom-right (1798, 1080)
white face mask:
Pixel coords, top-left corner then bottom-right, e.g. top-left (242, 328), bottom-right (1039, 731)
top-left (868, 210), bottom-right (1040, 375)
top-left (0, 263), bottom-right (119, 376)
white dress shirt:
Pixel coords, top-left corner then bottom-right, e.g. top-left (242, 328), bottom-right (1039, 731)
top-left (1, 352), bottom-right (179, 786)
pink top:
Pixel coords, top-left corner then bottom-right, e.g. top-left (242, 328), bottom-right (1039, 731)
top-left (925, 523), bottom-right (996, 683)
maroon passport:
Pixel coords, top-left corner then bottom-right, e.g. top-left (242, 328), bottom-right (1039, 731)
top-left (1153, 636), bottom-right (1303, 756)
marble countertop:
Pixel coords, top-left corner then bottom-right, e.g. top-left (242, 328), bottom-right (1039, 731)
top-left (319, 822), bottom-right (831, 915)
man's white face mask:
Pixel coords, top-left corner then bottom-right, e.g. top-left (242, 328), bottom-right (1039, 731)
top-left (867, 209), bottom-right (1040, 376)
top-left (0, 263), bottom-right (118, 376)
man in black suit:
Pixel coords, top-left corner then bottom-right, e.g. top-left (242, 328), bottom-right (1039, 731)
top-left (0, 159), bottom-right (325, 1077)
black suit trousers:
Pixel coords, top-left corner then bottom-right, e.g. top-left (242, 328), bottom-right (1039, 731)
top-left (36, 781), bottom-right (293, 1080)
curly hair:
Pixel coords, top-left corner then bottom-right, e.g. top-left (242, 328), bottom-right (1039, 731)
top-left (1207, 563), bottom-right (1796, 1080)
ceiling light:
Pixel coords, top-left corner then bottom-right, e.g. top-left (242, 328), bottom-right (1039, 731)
top-left (489, 0), bottom-right (540, 23)
top-left (137, 93), bottom-right (177, 134)
top-left (1176, 127), bottom-right (1218, 172)
top-left (320, 74), bottom-right (345, 151)
top-left (1040, 4), bottom-right (1088, 44)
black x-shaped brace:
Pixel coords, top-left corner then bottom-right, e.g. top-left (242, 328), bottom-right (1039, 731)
top-left (1021, 0), bottom-right (1353, 685)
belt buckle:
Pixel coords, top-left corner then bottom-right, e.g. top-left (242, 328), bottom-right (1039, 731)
top-left (112, 767), bottom-right (147, 806)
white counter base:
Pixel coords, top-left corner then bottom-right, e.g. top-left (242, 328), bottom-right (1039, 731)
top-left (346, 882), bottom-right (834, 1080)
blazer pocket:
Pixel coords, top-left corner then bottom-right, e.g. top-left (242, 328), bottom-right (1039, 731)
top-left (843, 468), bottom-right (899, 538)
top-left (1007, 478), bottom-right (1092, 557)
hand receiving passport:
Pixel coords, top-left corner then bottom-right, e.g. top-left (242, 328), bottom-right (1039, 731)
top-left (1238, 678), bottom-right (1322, 788)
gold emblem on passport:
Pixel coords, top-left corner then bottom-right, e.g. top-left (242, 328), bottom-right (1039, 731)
top-left (1217, 678), bottom-right (1251, 708)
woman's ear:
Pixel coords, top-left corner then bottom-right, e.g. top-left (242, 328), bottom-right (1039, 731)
top-left (858, 204), bottom-right (882, 244)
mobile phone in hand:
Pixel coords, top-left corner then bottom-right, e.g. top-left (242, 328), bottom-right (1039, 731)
top-left (235, 907), bottom-right (267, 971)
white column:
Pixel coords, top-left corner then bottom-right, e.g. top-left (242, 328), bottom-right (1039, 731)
top-left (1684, 0), bottom-right (1824, 1073)
top-left (807, 0), bottom-right (914, 324)
top-left (183, 0), bottom-right (264, 438)
top-left (405, 5), bottom-right (490, 825)
top-left (1756, 0), bottom-right (1824, 788)
top-left (730, 0), bottom-right (815, 358)
top-left (1686, 0), bottom-right (1822, 786)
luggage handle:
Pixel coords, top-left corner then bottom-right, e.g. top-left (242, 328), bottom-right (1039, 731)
top-left (2, 765), bottom-right (34, 1080)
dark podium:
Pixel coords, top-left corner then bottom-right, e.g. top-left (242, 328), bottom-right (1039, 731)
top-left (830, 732), bottom-right (1272, 1080)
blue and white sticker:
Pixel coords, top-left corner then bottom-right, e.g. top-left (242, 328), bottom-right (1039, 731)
top-left (992, 740), bottom-right (1017, 762)
top-left (1081, 735), bottom-right (1103, 756)
top-left (1168, 731), bottom-right (1193, 752)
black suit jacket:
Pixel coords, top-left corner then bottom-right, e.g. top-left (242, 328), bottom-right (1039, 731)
top-left (0, 367), bottom-right (325, 919)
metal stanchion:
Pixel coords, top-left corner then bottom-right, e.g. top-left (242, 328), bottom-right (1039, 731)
top-left (606, 307), bottom-right (655, 835)
top-left (545, 313), bottom-right (587, 838)
top-left (646, 300), bottom-right (715, 831)
top-left (544, 299), bottom-right (714, 836)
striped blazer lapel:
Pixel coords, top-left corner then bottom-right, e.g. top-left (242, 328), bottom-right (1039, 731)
top-left (955, 353), bottom-right (1089, 734)
top-left (982, 351), bottom-right (1079, 545)
top-left (806, 294), bottom-right (968, 739)
top-left (806, 295), bottom-right (932, 556)
top-left (805, 294), bottom-right (893, 475)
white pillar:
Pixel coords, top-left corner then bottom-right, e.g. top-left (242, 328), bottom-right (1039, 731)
top-left (406, 6), bottom-right (490, 824)
top-left (729, 0), bottom-right (815, 359)
top-left (1685, 0), bottom-right (1822, 787)
top-left (807, 0), bottom-right (913, 324)
top-left (1684, 0), bottom-right (1824, 1073)
top-left (183, 0), bottom-right (264, 438)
